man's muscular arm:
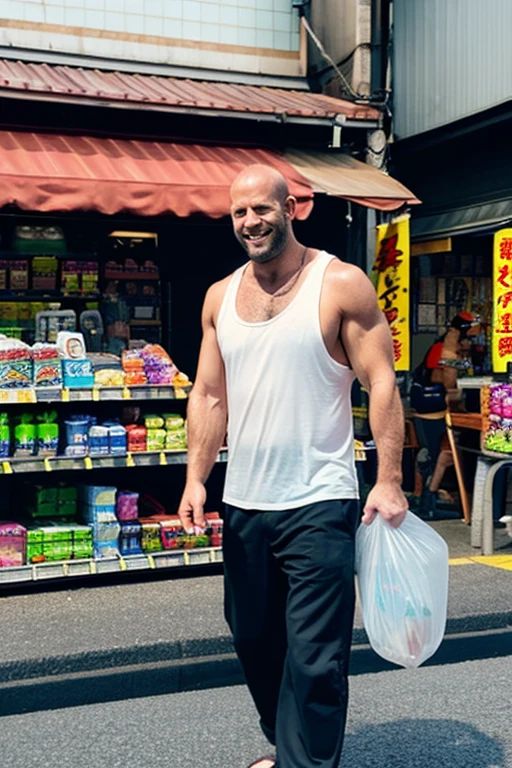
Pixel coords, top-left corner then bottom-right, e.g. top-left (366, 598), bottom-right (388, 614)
top-left (337, 264), bottom-right (407, 528)
top-left (177, 281), bottom-right (228, 532)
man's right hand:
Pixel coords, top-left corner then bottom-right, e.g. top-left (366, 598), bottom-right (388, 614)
top-left (177, 481), bottom-right (207, 533)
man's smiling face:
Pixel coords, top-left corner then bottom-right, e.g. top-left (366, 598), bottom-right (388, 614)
top-left (230, 176), bottom-right (292, 264)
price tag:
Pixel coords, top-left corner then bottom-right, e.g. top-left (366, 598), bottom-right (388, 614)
top-left (61, 388), bottom-right (70, 403)
top-left (126, 452), bottom-right (135, 468)
top-left (147, 555), bottom-right (156, 570)
top-left (122, 387), bottom-right (131, 400)
top-left (0, 390), bottom-right (36, 403)
top-left (159, 452), bottom-right (167, 466)
top-left (44, 458), bottom-right (52, 472)
top-left (174, 387), bottom-right (187, 400)
top-left (92, 387), bottom-right (100, 402)
top-left (119, 557), bottom-right (127, 572)
top-left (84, 456), bottom-right (93, 470)
top-left (18, 390), bottom-right (36, 404)
top-left (2, 461), bottom-right (13, 474)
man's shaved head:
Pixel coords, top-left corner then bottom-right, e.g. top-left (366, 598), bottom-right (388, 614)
top-left (230, 164), bottom-right (291, 206)
top-left (229, 164), bottom-right (297, 264)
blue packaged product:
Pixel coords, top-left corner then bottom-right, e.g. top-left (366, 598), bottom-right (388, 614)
top-left (106, 423), bottom-right (127, 455)
top-left (119, 522), bottom-right (143, 556)
top-left (88, 425), bottom-right (109, 456)
top-left (82, 504), bottom-right (117, 524)
top-left (62, 359), bottom-right (94, 388)
top-left (64, 417), bottom-right (89, 457)
top-left (78, 485), bottom-right (117, 506)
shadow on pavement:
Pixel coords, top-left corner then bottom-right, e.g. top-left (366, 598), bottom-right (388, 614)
top-left (1, 629), bottom-right (511, 718)
top-left (342, 718), bottom-right (506, 767)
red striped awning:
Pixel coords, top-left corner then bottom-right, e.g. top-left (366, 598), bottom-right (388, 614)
top-left (0, 131), bottom-right (314, 218)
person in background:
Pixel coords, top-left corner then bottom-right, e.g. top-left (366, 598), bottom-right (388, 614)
top-left (178, 164), bottom-right (407, 768)
top-left (414, 311), bottom-right (481, 507)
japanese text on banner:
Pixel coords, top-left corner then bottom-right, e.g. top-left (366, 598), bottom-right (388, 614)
top-left (373, 215), bottom-right (410, 371)
top-left (493, 228), bottom-right (512, 373)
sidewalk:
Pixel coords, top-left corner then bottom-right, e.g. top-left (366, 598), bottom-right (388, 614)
top-left (0, 520), bottom-right (510, 684)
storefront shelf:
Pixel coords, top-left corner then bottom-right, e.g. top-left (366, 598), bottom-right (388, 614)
top-left (0, 448), bottom-right (228, 474)
top-left (0, 292), bottom-right (101, 301)
top-left (104, 271), bottom-right (160, 281)
top-left (0, 547), bottom-right (223, 586)
top-left (0, 384), bottom-right (192, 404)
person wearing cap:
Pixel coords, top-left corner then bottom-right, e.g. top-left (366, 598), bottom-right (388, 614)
top-left (414, 312), bottom-right (481, 507)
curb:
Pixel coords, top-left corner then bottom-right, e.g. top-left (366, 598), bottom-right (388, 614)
top-left (1, 610), bottom-right (511, 685)
top-left (1, 625), bottom-right (511, 718)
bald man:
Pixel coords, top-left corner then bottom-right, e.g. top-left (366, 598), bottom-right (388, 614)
top-left (178, 165), bottom-right (407, 768)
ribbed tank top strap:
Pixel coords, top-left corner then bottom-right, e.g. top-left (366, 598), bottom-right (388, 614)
top-left (293, 250), bottom-right (335, 317)
top-left (216, 265), bottom-right (245, 332)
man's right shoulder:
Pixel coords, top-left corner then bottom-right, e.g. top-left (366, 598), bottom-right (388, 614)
top-left (204, 272), bottom-right (235, 325)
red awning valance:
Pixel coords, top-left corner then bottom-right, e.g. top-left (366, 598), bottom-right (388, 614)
top-left (0, 131), bottom-right (314, 219)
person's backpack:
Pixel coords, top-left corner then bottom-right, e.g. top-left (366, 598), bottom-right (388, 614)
top-left (409, 354), bottom-right (447, 414)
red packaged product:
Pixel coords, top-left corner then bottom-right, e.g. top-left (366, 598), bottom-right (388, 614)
top-left (126, 424), bottom-right (147, 452)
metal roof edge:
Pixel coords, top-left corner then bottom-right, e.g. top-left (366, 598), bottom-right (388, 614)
top-left (0, 89), bottom-right (380, 129)
top-left (0, 46), bottom-right (310, 91)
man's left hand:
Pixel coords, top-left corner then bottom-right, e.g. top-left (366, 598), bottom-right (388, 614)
top-left (362, 482), bottom-right (408, 528)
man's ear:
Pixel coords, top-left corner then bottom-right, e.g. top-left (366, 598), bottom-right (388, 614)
top-left (284, 195), bottom-right (297, 220)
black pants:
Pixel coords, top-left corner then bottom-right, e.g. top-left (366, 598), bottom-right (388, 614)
top-left (223, 499), bottom-right (359, 768)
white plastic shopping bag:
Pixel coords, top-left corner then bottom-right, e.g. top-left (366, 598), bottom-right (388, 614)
top-left (355, 510), bottom-right (449, 668)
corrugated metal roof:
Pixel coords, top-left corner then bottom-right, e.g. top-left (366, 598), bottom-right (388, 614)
top-left (0, 59), bottom-right (380, 123)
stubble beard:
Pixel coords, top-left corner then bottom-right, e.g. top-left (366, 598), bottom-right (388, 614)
top-left (236, 218), bottom-right (288, 264)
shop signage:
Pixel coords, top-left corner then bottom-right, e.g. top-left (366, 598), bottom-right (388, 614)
top-left (373, 215), bottom-right (410, 371)
top-left (492, 228), bottom-right (512, 373)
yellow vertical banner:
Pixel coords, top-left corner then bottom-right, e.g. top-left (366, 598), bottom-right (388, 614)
top-left (492, 228), bottom-right (512, 373)
top-left (373, 214), bottom-right (410, 371)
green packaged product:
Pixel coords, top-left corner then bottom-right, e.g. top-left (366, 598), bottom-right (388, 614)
top-left (26, 529), bottom-right (45, 563)
top-left (0, 413), bottom-right (9, 457)
top-left (14, 414), bottom-right (36, 456)
top-left (146, 428), bottom-right (166, 452)
top-left (163, 413), bottom-right (185, 431)
top-left (29, 502), bottom-right (57, 519)
top-left (33, 486), bottom-right (58, 505)
top-left (57, 500), bottom-right (77, 520)
top-left (144, 414), bottom-right (165, 429)
top-left (58, 485), bottom-right (77, 503)
top-left (165, 428), bottom-right (187, 450)
top-left (37, 411), bottom-right (59, 457)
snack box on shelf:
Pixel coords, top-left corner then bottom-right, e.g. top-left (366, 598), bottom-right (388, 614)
top-left (79, 485), bottom-right (117, 507)
top-left (26, 524), bottom-right (93, 563)
top-left (0, 360), bottom-right (33, 389)
top-left (62, 359), bottom-right (94, 388)
top-left (82, 505), bottom-right (117, 524)
top-left (119, 521), bottom-right (143, 556)
top-left (92, 521), bottom-right (121, 559)
top-left (24, 485), bottom-right (77, 521)
top-left (0, 522), bottom-right (27, 567)
top-left (34, 359), bottom-right (62, 389)
top-left (140, 520), bottom-right (163, 553)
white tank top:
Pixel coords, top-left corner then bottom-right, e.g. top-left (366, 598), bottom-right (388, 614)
top-left (216, 250), bottom-right (359, 510)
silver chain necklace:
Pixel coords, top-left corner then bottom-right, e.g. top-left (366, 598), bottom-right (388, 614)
top-left (269, 246), bottom-right (309, 300)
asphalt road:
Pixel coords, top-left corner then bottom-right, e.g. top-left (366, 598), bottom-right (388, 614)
top-left (1, 652), bottom-right (510, 768)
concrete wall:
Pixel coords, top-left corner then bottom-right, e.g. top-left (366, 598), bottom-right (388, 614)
top-left (0, 0), bottom-right (302, 78)
top-left (309, 0), bottom-right (371, 97)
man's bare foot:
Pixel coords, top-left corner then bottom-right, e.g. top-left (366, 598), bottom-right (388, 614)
top-left (247, 756), bottom-right (276, 768)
